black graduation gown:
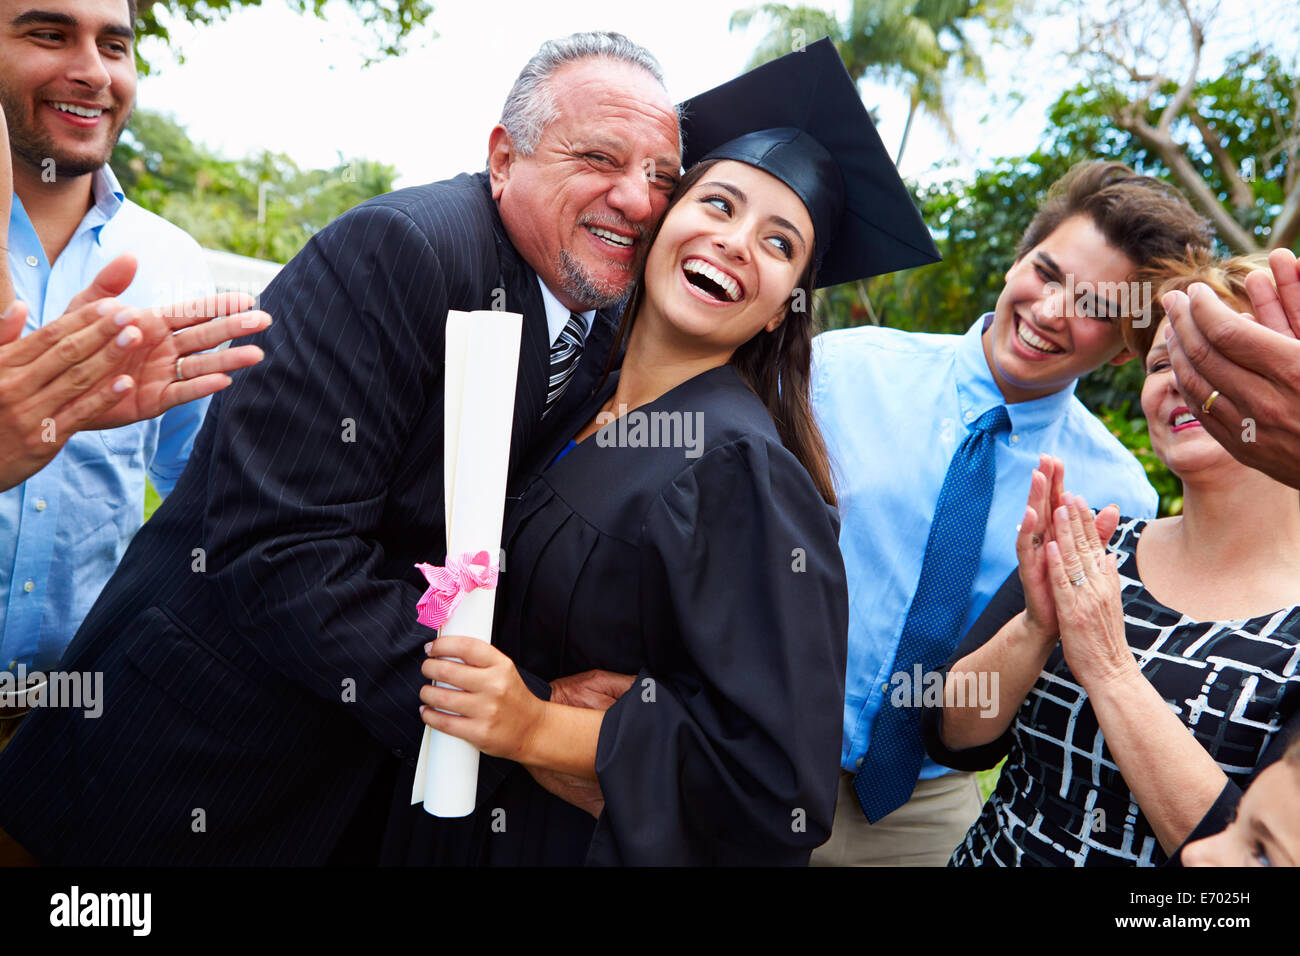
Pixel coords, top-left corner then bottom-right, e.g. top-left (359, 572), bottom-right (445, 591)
top-left (389, 364), bottom-right (848, 865)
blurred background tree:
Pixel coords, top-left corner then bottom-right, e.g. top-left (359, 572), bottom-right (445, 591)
top-left (735, 0), bottom-right (1298, 516)
top-left (111, 110), bottom-right (397, 263)
top-left (732, 0), bottom-right (1030, 163)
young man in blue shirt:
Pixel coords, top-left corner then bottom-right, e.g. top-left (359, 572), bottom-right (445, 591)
top-left (810, 161), bottom-right (1214, 865)
top-left (0, 0), bottom-right (267, 752)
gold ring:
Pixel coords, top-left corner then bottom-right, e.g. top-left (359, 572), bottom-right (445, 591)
top-left (175, 357), bottom-right (185, 381)
top-left (1068, 572), bottom-right (1086, 587)
top-left (1201, 389), bottom-right (1221, 414)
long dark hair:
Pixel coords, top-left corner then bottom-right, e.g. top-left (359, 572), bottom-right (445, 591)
top-left (605, 159), bottom-right (837, 507)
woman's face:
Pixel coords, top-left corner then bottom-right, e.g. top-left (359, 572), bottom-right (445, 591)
top-left (1140, 314), bottom-right (1238, 479)
top-left (641, 160), bottom-right (814, 355)
top-left (1181, 760), bottom-right (1300, 867)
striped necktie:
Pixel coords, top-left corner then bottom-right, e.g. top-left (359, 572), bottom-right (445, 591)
top-left (854, 404), bottom-right (1011, 822)
top-left (544, 311), bottom-right (589, 416)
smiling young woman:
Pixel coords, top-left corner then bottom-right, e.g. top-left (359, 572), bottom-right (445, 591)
top-left (391, 40), bottom-right (939, 866)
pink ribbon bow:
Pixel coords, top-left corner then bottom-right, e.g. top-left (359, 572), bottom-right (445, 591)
top-left (414, 551), bottom-right (499, 631)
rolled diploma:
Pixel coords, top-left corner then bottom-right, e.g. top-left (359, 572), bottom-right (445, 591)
top-left (411, 308), bottom-right (522, 817)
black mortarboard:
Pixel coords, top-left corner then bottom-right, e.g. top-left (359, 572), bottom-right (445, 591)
top-left (678, 38), bottom-right (941, 287)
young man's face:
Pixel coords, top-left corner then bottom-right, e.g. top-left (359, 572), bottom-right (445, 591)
top-left (983, 214), bottom-right (1137, 404)
top-left (0, 0), bottom-right (136, 180)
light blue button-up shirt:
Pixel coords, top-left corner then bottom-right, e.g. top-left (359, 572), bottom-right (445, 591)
top-left (1, 166), bottom-right (214, 671)
top-left (811, 316), bottom-right (1159, 781)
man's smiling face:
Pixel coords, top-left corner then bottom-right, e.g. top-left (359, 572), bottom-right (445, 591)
top-left (983, 214), bottom-right (1138, 404)
top-left (0, 0), bottom-right (136, 180)
top-left (490, 56), bottom-right (681, 313)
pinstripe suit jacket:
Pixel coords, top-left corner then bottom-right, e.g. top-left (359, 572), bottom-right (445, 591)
top-left (0, 172), bottom-right (621, 864)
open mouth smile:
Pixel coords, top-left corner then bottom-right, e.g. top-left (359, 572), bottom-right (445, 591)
top-left (1014, 313), bottom-right (1065, 355)
top-left (681, 257), bottom-right (743, 303)
top-left (45, 100), bottom-right (110, 128)
top-left (1169, 406), bottom-right (1202, 432)
top-left (585, 224), bottom-right (635, 250)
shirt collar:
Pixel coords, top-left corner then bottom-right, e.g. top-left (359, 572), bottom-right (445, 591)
top-left (956, 313), bottom-right (1077, 435)
top-left (81, 165), bottom-right (125, 246)
top-left (536, 276), bottom-right (596, 348)
top-left (8, 164), bottom-right (125, 251)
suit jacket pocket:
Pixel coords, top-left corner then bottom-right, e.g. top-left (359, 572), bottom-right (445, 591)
top-left (121, 605), bottom-right (283, 752)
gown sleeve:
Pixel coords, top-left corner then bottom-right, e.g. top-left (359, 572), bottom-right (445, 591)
top-left (920, 568), bottom-right (1026, 771)
top-left (586, 436), bottom-right (849, 865)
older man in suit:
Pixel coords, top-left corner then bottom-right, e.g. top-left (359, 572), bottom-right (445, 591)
top-left (0, 31), bottom-right (680, 865)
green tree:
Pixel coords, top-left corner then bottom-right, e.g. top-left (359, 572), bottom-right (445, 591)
top-left (1066, 0), bottom-right (1299, 252)
top-left (731, 0), bottom-right (1029, 162)
top-left (133, 0), bottom-right (435, 70)
top-left (111, 109), bottom-right (397, 262)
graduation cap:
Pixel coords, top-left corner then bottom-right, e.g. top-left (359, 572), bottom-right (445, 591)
top-left (677, 37), bottom-right (941, 287)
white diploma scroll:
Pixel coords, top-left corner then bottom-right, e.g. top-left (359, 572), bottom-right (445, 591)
top-left (410, 309), bottom-right (522, 817)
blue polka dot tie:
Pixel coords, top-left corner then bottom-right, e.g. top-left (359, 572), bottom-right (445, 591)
top-left (854, 404), bottom-right (1011, 822)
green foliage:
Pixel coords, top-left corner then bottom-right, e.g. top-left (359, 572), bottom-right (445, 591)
top-left (133, 0), bottom-right (435, 72)
top-left (1046, 49), bottom-right (1300, 248)
top-left (1095, 403), bottom-right (1183, 517)
top-left (110, 109), bottom-right (397, 263)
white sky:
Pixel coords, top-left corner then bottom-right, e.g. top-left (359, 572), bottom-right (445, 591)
top-left (134, 0), bottom-right (1295, 190)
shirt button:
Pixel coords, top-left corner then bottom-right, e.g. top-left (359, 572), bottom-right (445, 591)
top-left (23, 580), bottom-right (35, 593)
top-left (964, 410), bottom-right (976, 422)
top-left (1010, 434), bottom-right (1019, 444)
top-left (34, 498), bottom-right (47, 511)
top-left (25, 255), bottom-right (38, 267)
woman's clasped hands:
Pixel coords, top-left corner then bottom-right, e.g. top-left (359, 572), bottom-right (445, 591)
top-left (1016, 455), bottom-right (1138, 689)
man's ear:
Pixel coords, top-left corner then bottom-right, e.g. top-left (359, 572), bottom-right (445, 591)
top-left (1108, 345), bottom-right (1136, 367)
top-left (487, 125), bottom-right (514, 200)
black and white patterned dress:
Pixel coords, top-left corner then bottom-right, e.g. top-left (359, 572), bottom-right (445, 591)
top-left (922, 517), bottom-right (1300, 866)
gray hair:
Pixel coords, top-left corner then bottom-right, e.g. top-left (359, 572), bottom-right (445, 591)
top-left (497, 32), bottom-right (675, 157)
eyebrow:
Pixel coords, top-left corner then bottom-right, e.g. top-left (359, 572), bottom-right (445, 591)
top-left (12, 9), bottom-right (134, 40)
top-left (1035, 252), bottom-right (1063, 280)
top-left (699, 180), bottom-right (807, 251)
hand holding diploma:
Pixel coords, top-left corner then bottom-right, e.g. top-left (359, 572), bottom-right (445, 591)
top-left (421, 634), bottom-right (604, 780)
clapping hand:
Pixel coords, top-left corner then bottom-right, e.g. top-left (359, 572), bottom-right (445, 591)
top-left (73, 255), bottom-right (270, 430)
top-left (0, 253), bottom-right (270, 490)
top-left (1016, 455), bottom-right (1120, 645)
top-left (1043, 492), bottom-right (1135, 690)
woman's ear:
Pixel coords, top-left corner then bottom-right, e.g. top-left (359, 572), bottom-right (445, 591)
top-left (765, 304), bottom-right (788, 334)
